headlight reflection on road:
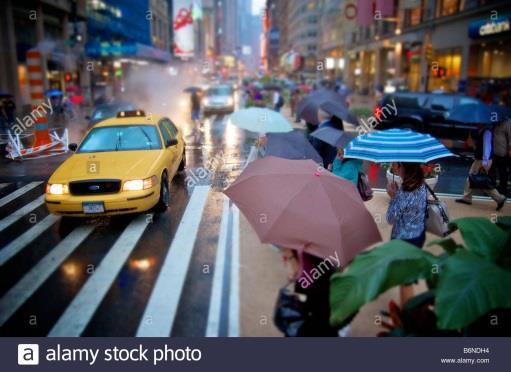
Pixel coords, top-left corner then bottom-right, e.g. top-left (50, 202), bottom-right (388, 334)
top-left (129, 257), bottom-right (156, 272)
top-left (224, 120), bottom-right (239, 148)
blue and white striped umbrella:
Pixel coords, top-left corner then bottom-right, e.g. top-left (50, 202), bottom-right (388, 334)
top-left (344, 129), bottom-right (454, 163)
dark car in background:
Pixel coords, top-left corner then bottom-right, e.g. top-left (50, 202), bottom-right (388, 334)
top-left (86, 101), bottom-right (136, 126)
top-left (374, 92), bottom-right (482, 142)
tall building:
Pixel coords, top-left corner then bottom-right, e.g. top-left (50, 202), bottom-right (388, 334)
top-left (286, 0), bottom-right (323, 77)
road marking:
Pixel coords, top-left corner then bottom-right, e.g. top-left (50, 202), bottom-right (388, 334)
top-left (0, 225), bottom-right (94, 327)
top-left (136, 185), bottom-right (210, 337)
top-left (0, 182), bottom-right (43, 208)
top-left (48, 215), bottom-right (150, 337)
top-left (229, 205), bottom-right (240, 337)
top-left (0, 194), bottom-right (45, 233)
top-left (0, 214), bottom-right (60, 266)
top-left (205, 196), bottom-right (230, 337)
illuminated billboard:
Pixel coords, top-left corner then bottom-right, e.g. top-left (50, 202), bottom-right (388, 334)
top-left (173, 0), bottom-right (195, 58)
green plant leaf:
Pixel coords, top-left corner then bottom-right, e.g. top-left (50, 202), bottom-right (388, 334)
top-left (435, 250), bottom-right (511, 330)
top-left (427, 238), bottom-right (462, 255)
top-left (450, 217), bottom-right (508, 261)
top-left (330, 240), bottom-right (437, 327)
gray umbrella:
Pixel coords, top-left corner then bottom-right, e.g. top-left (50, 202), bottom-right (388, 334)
top-left (310, 127), bottom-right (356, 149)
top-left (265, 130), bottom-right (322, 164)
top-left (320, 101), bottom-right (359, 126)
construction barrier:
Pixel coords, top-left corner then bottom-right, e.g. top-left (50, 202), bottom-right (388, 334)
top-left (4, 48), bottom-right (68, 160)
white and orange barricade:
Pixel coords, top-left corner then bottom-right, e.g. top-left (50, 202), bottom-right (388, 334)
top-left (5, 48), bottom-right (68, 160)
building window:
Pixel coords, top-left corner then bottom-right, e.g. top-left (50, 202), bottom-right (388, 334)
top-left (436, 0), bottom-right (460, 18)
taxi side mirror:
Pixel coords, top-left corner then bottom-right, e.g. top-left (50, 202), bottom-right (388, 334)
top-left (166, 139), bottom-right (178, 147)
top-left (69, 143), bottom-right (78, 152)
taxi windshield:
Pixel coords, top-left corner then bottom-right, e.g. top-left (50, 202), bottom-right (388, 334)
top-left (78, 125), bottom-right (162, 153)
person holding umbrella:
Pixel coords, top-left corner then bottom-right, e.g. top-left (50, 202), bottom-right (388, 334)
top-left (310, 109), bottom-right (339, 169)
top-left (224, 157), bottom-right (382, 336)
top-left (386, 162), bottom-right (428, 305)
top-left (190, 90), bottom-right (201, 125)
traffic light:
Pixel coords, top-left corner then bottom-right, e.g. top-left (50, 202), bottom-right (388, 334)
top-left (64, 72), bottom-right (72, 82)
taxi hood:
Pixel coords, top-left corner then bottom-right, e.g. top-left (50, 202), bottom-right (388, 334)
top-left (49, 150), bottom-right (164, 182)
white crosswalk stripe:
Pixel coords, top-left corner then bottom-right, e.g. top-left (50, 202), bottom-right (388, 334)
top-left (0, 214), bottom-right (60, 266)
top-left (136, 185), bottom-right (210, 337)
top-left (48, 214), bottom-right (151, 337)
top-left (0, 225), bottom-right (95, 327)
top-left (0, 182), bottom-right (43, 208)
top-left (206, 196), bottom-right (230, 337)
top-left (0, 194), bottom-right (45, 233)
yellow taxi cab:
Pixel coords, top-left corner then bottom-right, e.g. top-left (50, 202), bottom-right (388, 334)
top-left (45, 110), bottom-right (185, 216)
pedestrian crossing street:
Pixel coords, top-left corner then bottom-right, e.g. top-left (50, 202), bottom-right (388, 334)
top-left (0, 176), bottom-right (243, 337)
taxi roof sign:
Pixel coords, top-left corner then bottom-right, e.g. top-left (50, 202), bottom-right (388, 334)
top-left (117, 110), bottom-right (146, 118)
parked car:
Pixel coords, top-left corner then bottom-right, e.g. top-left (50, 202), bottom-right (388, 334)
top-left (374, 92), bottom-right (483, 141)
top-left (202, 85), bottom-right (235, 116)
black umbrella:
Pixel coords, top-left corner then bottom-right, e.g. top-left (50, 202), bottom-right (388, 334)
top-left (265, 130), bottom-right (322, 164)
top-left (310, 127), bottom-right (357, 149)
top-left (0, 92), bottom-right (14, 99)
top-left (183, 86), bottom-right (202, 93)
top-left (296, 89), bottom-right (351, 125)
top-left (320, 101), bottom-right (359, 126)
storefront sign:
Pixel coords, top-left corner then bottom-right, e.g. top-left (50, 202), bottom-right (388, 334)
top-left (468, 16), bottom-right (511, 38)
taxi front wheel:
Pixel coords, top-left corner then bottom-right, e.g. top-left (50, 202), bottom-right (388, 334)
top-left (155, 173), bottom-right (170, 213)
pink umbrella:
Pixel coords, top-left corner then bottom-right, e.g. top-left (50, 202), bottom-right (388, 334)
top-left (224, 157), bottom-right (381, 265)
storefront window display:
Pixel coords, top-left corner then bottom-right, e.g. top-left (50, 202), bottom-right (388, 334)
top-left (428, 48), bottom-right (462, 92)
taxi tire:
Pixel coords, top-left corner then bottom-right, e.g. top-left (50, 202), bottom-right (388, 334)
top-left (155, 173), bottom-right (170, 213)
top-left (178, 150), bottom-right (186, 171)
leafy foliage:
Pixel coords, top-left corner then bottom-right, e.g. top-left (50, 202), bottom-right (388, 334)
top-left (330, 216), bottom-right (511, 333)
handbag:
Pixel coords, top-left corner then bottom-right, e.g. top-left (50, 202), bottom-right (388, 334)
top-left (425, 184), bottom-right (450, 237)
top-left (273, 282), bottom-right (309, 337)
top-left (469, 171), bottom-right (496, 190)
top-left (357, 172), bottom-right (373, 201)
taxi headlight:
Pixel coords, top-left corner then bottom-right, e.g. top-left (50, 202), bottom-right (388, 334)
top-left (226, 97), bottom-right (234, 106)
top-left (46, 183), bottom-right (69, 195)
top-left (123, 176), bottom-right (157, 191)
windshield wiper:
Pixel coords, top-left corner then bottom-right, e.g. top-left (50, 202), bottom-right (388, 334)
top-left (115, 133), bottom-right (122, 151)
top-left (139, 128), bottom-right (153, 149)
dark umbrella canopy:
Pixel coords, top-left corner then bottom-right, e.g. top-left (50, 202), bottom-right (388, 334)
top-left (320, 101), bottom-right (359, 126)
top-left (0, 92), bottom-right (13, 98)
top-left (265, 130), bottom-right (322, 164)
top-left (183, 86), bottom-right (202, 93)
top-left (296, 89), bottom-right (351, 125)
top-left (310, 127), bottom-right (356, 149)
top-left (447, 102), bottom-right (505, 125)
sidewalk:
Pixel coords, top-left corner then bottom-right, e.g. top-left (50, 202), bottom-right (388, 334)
top-left (239, 191), bottom-right (511, 337)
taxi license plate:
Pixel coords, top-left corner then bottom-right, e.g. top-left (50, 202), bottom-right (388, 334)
top-left (83, 202), bottom-right (105, 214)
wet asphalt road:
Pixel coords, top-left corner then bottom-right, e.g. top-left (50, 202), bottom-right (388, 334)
top-left (0, 105), bottom-right (498, 337)
top-left (0, 112), bottom-right (257, 336)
